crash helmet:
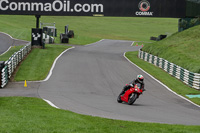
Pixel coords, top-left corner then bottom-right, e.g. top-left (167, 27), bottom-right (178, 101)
top-left (137, 75), bottom-right (144, 83)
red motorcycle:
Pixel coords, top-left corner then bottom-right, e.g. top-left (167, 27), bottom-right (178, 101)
top-left (117, 83), bottom-right (143, 105)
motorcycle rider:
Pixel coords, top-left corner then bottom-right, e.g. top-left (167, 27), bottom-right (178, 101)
top-left (119, 75), bottom-right (145, 95)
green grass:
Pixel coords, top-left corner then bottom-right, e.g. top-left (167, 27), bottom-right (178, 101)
top-left (126, 51), bottom-right (200, 105)
top-left (142, 24), bottom-right (200, 73)
top-left (0, 97), bottom-right (199, 133)
top-left (0, 15), bottom-right (199, 131)
top-left (0, 46), bottom-right (24, 61)
top-left (0, 16), bottom-right (34, 41)
top-left (0, 15), bottom-right (179, 45)
top-left (14, 44), bottom-right (71, 81)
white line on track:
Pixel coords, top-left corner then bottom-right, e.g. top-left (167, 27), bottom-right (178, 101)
top-left (39, 40), bottom-right (103, 109)
top-left (123, 52), bottom-right (200, 108)
top-left (15, 47), bottom-right (75, 84)
top-left (43, 99), bottom-right (60, 109)
top-left (0, 32), bottom-right (13, 39)
top-left (10, 46), bottom-right (75, 109)
top-left (29, 46), bottom-right (74, 109)
top-left (40, 40), bottom-right (104, 108)
top-left (85, 39), bottom-right (105, 46)
top-left (42, 47), bottom-right (75, 82)
top-left (22, 46), bottom-right (75, 83)
top-left (131, 41), bottom-right (135, 46)
top-left (0, 46), bottom-right (12, 56)
top-left (30, 39), bottom-right (104, 83)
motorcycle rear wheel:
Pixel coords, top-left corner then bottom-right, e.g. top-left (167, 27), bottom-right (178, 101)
top-left (128, 93), bottom-right (138, 105)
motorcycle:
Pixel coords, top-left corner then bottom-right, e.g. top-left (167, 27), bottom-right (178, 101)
top-left (117, 83), bottom-right (143, 105)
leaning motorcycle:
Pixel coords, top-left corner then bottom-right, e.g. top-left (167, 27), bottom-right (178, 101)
top-left (117, 83), bottom-right (143, 105)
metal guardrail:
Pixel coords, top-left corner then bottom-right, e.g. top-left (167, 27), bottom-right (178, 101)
top-left (0, 42), bottom-right (31, 88)
top-left (138, 49), bottom-right (200, 90)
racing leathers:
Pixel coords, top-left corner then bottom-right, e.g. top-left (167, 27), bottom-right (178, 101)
top-left (119, 79), bottom-right (145, 95)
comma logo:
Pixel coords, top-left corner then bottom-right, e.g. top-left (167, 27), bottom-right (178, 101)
top-left (135, 0), bottom-right (153, 16)
top-left (138, 0), bottom-right (150, 12)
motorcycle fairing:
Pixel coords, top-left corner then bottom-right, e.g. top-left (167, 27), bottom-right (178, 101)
top-left (121, 87), bottom-right (134, 103)
top-left (120, 84), bottom-right (143, 103)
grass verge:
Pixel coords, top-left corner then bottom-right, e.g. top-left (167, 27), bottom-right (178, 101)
top-left (142, 25), bottom-right (200, 73)
top-left (14, 44), bottom-right (71, 81)
top-left (0, 97), bottom-right (199, 133)
top-left (126, 51), bottom-right (200, 105)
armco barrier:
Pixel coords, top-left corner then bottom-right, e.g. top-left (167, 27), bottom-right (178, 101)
top-left (0, 42), bottom-right (31, 88)
top-left (138, 49), bottom-right (200, 90)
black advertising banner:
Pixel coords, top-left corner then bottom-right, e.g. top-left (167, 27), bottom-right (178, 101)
top-left (186, 0), bottom-right (200, 17)
top-left (0, 0), bottom-right (187, 18)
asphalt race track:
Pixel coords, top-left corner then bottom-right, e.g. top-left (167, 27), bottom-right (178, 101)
top-left (38, 39), bottom-right (200, 125)
top-left (0, 32), bottom-right (29, 55)
top-left (1, 35), bottom-right (200, 125)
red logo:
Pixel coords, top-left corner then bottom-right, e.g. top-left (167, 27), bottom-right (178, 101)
top-left (138, 0), bottom-right (150, 12)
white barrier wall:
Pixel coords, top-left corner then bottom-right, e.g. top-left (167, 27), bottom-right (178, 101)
top-left (138, 49), bottom-right (200, 90)
top-left (0, 42), bottom-right (31, 88)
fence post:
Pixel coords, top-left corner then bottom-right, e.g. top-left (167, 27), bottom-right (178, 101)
top-left (147, 53), bottom-right (150, 62)
top-left (188, 72), bottom-right (194, 87)
top-left (156, 57), bottom-right (159, 67)
top-left (180, 67), bottom-right (185, 81)
top-left (162, 59), bottom-right (165, 69)
top-left (0, 62), bottom-right (2, 88)
top-left (0, 61), bottom-right (8, 88)
top-left (173, 64), bottom-right (177, 77)
top-left (152, 55), bottom-right (154, 64)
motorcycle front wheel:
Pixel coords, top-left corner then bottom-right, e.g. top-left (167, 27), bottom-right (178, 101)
top-left (128, 93), bottom-right (138, 105)
top-left (117, 95), bottom-right (122, 103)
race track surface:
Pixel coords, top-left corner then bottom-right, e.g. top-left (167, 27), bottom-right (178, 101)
top-left (0, 36), bottom-right (200, 125)
top-left (0, 32), bottom-right (29, 55)
top-left (37, 39), bottom-right (200, 125)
